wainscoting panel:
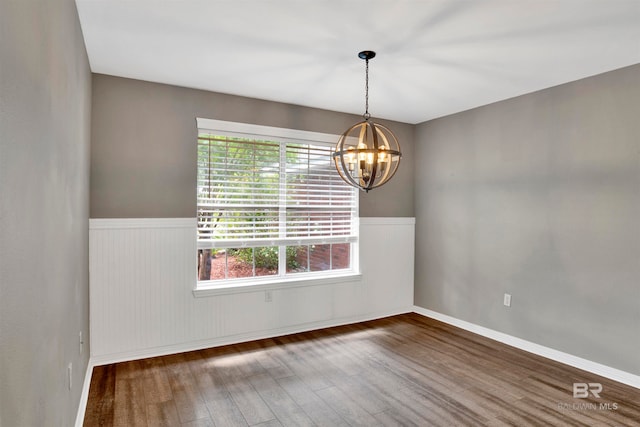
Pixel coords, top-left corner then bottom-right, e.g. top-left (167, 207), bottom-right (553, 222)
top-left (89, 217), bottom-right (415, 363)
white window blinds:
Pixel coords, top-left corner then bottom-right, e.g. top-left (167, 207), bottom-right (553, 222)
top-left (197, 120), bottom-right (358, 249)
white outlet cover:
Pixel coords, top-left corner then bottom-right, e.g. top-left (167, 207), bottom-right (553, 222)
top-left (504, 293), bottom-right (512, 307)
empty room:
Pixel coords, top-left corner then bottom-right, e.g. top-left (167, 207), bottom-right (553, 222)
top-left (1, 0), bottom-right (639, 426)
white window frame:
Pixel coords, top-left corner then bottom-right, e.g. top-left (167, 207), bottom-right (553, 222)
top-left (194, 118), bottom-right (361, 296)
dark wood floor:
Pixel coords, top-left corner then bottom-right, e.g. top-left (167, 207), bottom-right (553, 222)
top-left (84, 313), bottom-right (640, 426)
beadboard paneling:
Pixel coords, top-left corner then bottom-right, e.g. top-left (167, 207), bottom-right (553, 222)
top-left (89, 218), bottom-right (414, 363)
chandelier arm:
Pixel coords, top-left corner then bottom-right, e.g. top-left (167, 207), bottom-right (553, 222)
top-left (358, 124), bottom-right (367, 145)
top-left (373, 122), bottom-right (403, 189)
top-left (376, 127), bottom-right (392, 183)
top-left (338, 148), bottom-right (361, 188)
top-left (357, 124), bottom-right (367, 187)
top-left (367, 122), bottom-right (379, 190)
top-left (337, 153), bottom-right (361, 189)
top-left (375, 156), bottom-right (402, 189)
top-left (333, 125), bottom-right (366, 189)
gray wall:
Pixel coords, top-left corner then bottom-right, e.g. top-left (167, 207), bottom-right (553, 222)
top-left (90, 74), bottom-right (415, 218)
top-left (0, 1), bottom-right (91, 425)
top-left (414, 64), bottom-right (640, 374)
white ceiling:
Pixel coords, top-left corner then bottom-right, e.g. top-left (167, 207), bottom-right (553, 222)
top-left (75, 0), bottom-right (640, 124)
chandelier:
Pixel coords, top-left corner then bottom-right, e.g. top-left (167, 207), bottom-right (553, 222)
top-left (333, 51), bottom-right (402, 192)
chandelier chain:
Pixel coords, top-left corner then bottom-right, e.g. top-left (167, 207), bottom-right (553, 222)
top-left (364, 58), bottom-right (370, 119)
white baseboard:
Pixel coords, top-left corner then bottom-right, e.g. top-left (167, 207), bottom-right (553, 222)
top-left (90, 307), bottom-right (413, 366)
top-left (413, 306), bottom-right (640, 390)
top-left (75, 360), bottom-right (95, 427)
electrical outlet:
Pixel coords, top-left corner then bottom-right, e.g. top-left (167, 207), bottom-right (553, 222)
top-left (265, 290), bottom-right (273, 302)
top-left (504, 293), bottom-right (512, 307)
top-left (68, 363), bottom-right (73, 390)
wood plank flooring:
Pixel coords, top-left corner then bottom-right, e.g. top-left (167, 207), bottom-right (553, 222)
top-left (84, 313), bottom-right (640, 426)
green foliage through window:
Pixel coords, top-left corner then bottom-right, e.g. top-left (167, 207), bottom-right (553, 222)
top-left (231, 246), bottom-right (300, 270)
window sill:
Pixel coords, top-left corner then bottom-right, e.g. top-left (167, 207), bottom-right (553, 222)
top-left (193, 271), bottom-right (363, 298)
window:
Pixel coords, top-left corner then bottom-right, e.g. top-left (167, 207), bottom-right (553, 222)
top-left (196, 119), bottom-right (358, 288)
